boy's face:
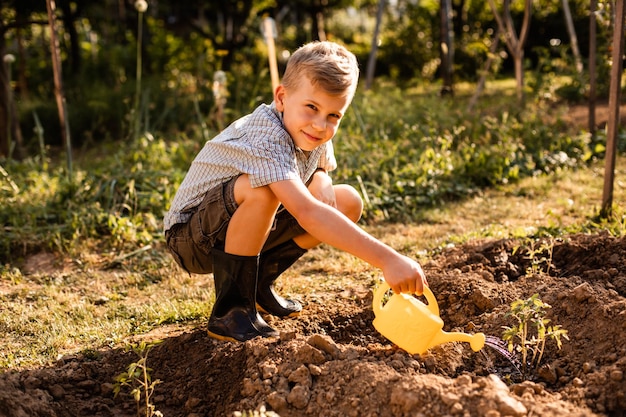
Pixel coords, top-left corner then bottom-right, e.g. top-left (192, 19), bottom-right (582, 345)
top-left (275, 76), bottom-right (352, 152)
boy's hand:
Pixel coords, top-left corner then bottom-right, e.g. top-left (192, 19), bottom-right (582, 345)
top-left (307, 170), bottom-right (336, 208)
top-left (383, 255), bottom-right (428, 295)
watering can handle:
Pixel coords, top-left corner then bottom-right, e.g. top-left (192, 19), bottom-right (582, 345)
top-left (422, 285), bottom-right (439, 316)
top-left (373, 282), bottom-right (440, 316)
top-left (372, 282), bottom-right (386, 316)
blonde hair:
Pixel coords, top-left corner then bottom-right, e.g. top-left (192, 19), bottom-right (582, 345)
top-left (281, 41), bottom-right (359, 98)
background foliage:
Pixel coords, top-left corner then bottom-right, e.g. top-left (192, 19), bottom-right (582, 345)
top-left (0, 0), bottom-right (611, 147)
top-left (0, 0), bottom-right (620, 264)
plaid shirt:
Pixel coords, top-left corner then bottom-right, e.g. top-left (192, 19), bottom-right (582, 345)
top-left (163, 102), bottom-right (337, 231)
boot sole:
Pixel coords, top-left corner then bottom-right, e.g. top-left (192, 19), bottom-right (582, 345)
top-left (257, 303), bottom-right (301, 318)
top-left (207, 330), bottom-right (242, 343)
top-left (207, 328), bottom-right (278, 342)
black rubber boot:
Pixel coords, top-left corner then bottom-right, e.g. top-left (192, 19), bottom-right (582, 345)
top-left (207, 248), bottom-right (279, 342)
top-left (257, 240), bottom-right (307, 317)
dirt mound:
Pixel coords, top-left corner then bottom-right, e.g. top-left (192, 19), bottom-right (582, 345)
top-left (1, 233), bottom-right (625, 417)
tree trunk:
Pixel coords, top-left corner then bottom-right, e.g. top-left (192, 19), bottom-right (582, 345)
top-left (468, 30), bottom-right (501, 111)
top-left (309, 5), bottom-right (326, 41)
top-left (488, 0), bottom-right (532, 103)
top-left (59, 0), bottom-right (82, 74)
top-left (0, 40), bottom-right (9, 158)
top-left (440, 0), bottom-right (454, 95)
top-left (588, 0), bottom-right (597, 135)
top-left (16, 28), bottom-right (30, 99)
top-left (46, 0), bottom-right (73, 179)
top-left (514, 50), bottom-right (524, 102)
top-left (365, 0), bottom-right (385, 90)
top-left (562, 0), bottom-right (583, 75)
top-left (315, 11), bottom-right (326, 41)
top-left (0, 39), bottom-right (24, 160)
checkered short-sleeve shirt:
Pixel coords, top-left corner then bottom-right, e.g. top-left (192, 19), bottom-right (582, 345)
top-left (163, 102), bottom-right (337, 231)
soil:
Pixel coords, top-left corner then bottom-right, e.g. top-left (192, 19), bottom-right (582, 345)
top-left (2, 103), bottom-right (626, 417)
top-left (2, 232), bottom-right (626, 417)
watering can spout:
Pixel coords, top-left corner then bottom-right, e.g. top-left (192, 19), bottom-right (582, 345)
top-left (429, 330), bottom-right (486, 352)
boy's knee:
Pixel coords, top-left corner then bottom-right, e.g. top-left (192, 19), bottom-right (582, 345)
top-left (335, 184), bottom-right (363, 222)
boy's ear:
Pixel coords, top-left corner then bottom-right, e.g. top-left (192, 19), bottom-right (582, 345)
top-left (275, 85), bottom-right (286, 111)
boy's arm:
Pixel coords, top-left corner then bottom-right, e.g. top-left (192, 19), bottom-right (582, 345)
top-left (269, 179), bottom-right (427, 294)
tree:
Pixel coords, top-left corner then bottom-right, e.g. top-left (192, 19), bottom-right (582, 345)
top-left (467, 28), bottom-right (502, 111)
top-left (440, 0), bottom-right (454, 95)
top-left (0, 1), bottom-right (45, 158)
top-left (46, 0), bottom-right (72, 178)
top-left (561, 0), bottom-right (583, 75)
top-left (488, 0), bottom-right (532, 102)
top-left (158, 0), bottom-right (258, 71)
top-left (276, 0), bottom-right (353, 44)
top-left (588, 0), bottom-right (597, 135)
top-left (365, 0), bottom-right (385, 90)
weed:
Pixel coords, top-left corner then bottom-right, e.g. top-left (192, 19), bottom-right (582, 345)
top-left (502, 294), bottom-right (569, 378)
top-left (114, 340), bottom-right (163, 417)
top-left (0, 264), bottom-right (23, 284)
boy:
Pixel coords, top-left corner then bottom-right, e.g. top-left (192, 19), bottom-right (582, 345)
top-left (164, 41), bottom-right (427, 343)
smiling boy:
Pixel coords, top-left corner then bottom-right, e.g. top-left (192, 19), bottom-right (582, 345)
top-left (164, 41), bottom-right (428, 342)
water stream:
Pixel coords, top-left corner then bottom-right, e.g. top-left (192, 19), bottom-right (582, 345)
top-left (482, 335), bottom-right (523, 377)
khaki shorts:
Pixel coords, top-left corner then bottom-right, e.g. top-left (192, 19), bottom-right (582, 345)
top-left (165, 176), bottom-right (306, 274)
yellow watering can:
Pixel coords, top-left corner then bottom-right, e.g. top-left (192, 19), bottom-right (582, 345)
top-left (372, 282), bottom-right (485, 355)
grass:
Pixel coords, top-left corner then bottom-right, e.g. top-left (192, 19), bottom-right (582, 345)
top-left (0, 258), bottom-right (213, 368)
top-left (359, 154), bottom-right (626, 257)
top-left (2, 153), bottom-right (624, 370)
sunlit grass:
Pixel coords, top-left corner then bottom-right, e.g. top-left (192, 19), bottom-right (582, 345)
top-left (0, 265), bottom-right (212, 369)
top-left (365, 155), bottom-right (626, 253)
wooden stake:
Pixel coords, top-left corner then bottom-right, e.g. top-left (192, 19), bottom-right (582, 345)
top-left (601, 0), bottom-right (625, 218)
top-left (263, 17), bottom-right (279, 94)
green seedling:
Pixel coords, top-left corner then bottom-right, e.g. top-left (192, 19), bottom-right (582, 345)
top-left (114, 340), bottom-right (163, 417)
top-left (234, 406), bottom-right (280, 417)
top-left (502, 294), bottom-right (568, 377)
top-left (513, 238), bottom-right (555, 276)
